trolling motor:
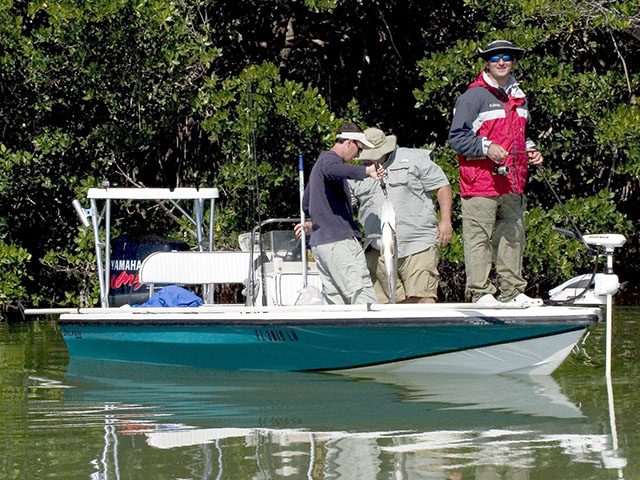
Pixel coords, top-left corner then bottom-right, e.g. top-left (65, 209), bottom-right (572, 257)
top-left (548, 232), bottom-right (626, 305)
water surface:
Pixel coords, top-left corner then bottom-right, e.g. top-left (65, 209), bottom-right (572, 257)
top-left (1, 308), bottom-right (639, 479)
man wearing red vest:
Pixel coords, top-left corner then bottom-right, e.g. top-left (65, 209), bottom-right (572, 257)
top-left (448, 40), bottom-right (544, 305)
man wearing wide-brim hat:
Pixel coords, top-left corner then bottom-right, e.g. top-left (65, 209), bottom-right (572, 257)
top-left (448, 40), bottom-right (544, 306)
top-left (350, 128), bottom-right (452, 303)
top-left (477, 39), bottom-right (525, 61)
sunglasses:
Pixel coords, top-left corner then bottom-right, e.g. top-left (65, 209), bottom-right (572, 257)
top-left (489, 54), bottom-right (513, 62)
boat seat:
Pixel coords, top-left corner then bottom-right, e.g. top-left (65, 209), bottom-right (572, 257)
top-left (139, 251), bottom-right (251, 286)
top-left (140, 251), bottom-right (322, 306)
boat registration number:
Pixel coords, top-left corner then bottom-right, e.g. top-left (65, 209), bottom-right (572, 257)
top-left (254, 328), bottom-right (299, 343)
top-left (63, 330), bottom-right (83, 339)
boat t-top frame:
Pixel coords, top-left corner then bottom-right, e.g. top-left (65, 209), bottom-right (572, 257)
top-left (74, 187), bottom-right (220, 308)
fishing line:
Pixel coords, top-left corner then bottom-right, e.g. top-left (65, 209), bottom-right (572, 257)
top-left (534, 164), bottom-right (594, 255)
top-left (531, 163), bottom-right (601, 304)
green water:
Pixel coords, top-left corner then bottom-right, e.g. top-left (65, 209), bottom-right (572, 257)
top-left (1, 308), bottom-right (639, 479)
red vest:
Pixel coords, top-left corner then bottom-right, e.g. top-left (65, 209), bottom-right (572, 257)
top-left (458, 73), bottom-right (529, 197)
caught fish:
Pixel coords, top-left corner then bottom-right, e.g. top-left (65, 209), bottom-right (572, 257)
top-left (380, 196), bottom-right (398, 304)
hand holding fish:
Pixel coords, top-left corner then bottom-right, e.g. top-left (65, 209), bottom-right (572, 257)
top-left (365, 162), bottom-right (385, 181)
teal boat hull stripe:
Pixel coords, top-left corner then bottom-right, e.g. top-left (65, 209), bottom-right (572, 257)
top-left (60, 321), bottom-right (592, 372)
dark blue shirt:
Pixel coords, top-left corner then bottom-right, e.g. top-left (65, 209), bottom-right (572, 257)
top-left (303, 150), bottom-right (367, 247)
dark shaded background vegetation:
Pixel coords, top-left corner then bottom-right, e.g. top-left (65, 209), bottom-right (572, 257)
top-left (1, 0), bottom-right (638, 308)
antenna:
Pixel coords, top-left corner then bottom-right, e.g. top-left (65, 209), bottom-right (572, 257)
top-left (72, 199), bottom-right (91, 227)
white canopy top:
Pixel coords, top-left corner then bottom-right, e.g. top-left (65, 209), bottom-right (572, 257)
top-left (87, 187), bottom-right (219, 200)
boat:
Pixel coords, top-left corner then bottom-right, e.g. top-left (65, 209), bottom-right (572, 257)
top-left (25, 187), bottom-right (626, 375)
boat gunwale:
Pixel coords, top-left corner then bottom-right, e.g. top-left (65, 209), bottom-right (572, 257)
top-left (34, 302), bottom-right (602, 315)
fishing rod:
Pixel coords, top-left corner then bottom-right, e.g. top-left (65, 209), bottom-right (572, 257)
top-left (534, 162), bottom-right (604, 305)
top-left (532, 163), bottom-right (595, 256)
top-left (245, 81), bottom-right (268, 306)
top-left (298, 154), bottom-right (308, 288)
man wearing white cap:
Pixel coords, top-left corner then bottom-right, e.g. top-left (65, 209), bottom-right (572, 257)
top-left (448, 40), bottom-right (544, 305)
top-left (350, 128), bottom-right (452, 303)
top-left (299, 122), bottom-right (383, 304)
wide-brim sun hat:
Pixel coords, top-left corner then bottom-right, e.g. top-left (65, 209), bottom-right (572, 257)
top-left (478, 40), bottom-right (525, 60)
top-left (357, 128), bottom-right (397, 161)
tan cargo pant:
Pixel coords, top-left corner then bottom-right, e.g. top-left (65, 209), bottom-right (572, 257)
top-left (461, 194), bottom-right (527, 302)
top-left (311, 237), bottom-right (379, 305)
top-left (365, 246), bottom-right (440, 303)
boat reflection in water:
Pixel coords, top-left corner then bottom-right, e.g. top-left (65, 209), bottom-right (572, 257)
top-left (63, 359), bottom-right (625, 479)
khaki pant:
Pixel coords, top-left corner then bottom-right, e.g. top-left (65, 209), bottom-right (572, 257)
top-left (365, 245), bottom-right (440, 303)
top-left (311, 238), bottom-right (378, 305)
top-left (461, 194), bottom-right (526, 302)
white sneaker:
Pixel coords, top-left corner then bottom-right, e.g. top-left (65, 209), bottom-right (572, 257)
top-left (475, 294), bottom-right (500, 305)
top-left (508, 293), bottom-right (543, 307)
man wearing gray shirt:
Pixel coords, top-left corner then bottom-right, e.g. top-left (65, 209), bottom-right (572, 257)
top-left (350, 128), bottom-right (452, 303)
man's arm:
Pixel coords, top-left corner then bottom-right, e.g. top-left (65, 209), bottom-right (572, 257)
top-left (301, 185), bottom-right (311, 218)
top-left (435, 185), bottom-right (453, 246)
top-left (448, 89), bottom-right (489, 159)
top-left (324, 155), bottom-right (383, 181)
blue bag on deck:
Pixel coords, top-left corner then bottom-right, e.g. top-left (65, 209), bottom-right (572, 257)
top-left (133, 285), bottom-right (204, 308)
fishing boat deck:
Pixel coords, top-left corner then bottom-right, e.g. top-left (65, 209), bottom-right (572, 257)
top-left (48, 303), bottom-right (601, 327)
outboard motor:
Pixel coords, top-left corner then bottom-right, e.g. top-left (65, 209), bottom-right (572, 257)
top-left (109, 235), bottom-right (189, 307)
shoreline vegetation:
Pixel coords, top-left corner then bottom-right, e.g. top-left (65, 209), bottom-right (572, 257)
top-left (1, 0), bottom-right (638, 309)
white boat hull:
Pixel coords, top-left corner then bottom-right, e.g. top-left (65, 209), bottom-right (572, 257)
top-left (338, 328), bottom-right (584, 375)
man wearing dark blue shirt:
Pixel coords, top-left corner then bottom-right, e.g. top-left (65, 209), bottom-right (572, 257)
top-left (300, 122), bottom-right (383, 304)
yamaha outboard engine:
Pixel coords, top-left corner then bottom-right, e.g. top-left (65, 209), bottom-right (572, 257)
top-left (109, 235), bottom-right (189, 307)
